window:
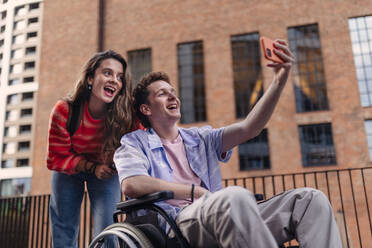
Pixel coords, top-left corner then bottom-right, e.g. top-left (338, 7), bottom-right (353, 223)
top-left (127, 48), bottom-right (152, 85)
top-left (1, 159), bottom-right (14, 169)
top-left (24, 61), bottom-right (35, 70)
top-left (7, 94), bottom-right (19, 105)
top-left (11, 49), bottom-right (23, 59)
top-left (26, 46), bottom-right (36, 55)
top-left (19, 124), bottom-right (31, 135)
top-left (231, 32), bottom-right (263, 118)
top-left (28, 17), bottom-right (38, 25)
top-left (5, 126), bottom-right (17, 137)
top-left (8, 78), bottom-right (20, 86)
top-left (288, 24), bottom-right (329, 112)
top-left (3, 142), bottom-right (16, 154)
top-left (23, 76), bottom-right (34, 83)
top-left (18, 141), bottom-right (30, 152)
top-left (5, 110), bottom-right (18, 121)
top-left (0, 39), bottom-right (4, 47)
top-left (14, 5), bottom-right (26, 16)
top-left (178, 41), bottom-right (206, 123)
top-left (348, 16), bottom-right (372, 106)
top-left (14, 20), bottom-right (26, 31)
top-left (29, 3), bottom-right (40, 11)
top-left (1, 11), bottom-right (6, 20)
top-left (20, 108), bottom-right (32, 117)
top-left (239, 129), bottom-right (270, 170)
top-left (22, 92), bottom-right (33, 101)
top-left (0, 53), bottom-right (3, 61)
top-left (0, 178), bottom-right (31, 197)
top-left (364, 120), bottom-right (372, 161)
top-left (12, 34), bottom-right (25, 44)
top-left (16, 158), bottom-right (29, 167)
top-left (9, 63), bottom-right (22, 73)
top-left (0, 25), bottom-right (5, 33)
top-left (26, 32), bottom-right (37, 40)
top-left (298, 123), bottom-right (336, 166)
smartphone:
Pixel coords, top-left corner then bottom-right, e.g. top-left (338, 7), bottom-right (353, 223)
top-left (260, 37), bottom-right (284, 64)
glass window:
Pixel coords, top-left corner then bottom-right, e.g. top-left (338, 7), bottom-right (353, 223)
top-left (288, 24), bottom-right (329, 112)
top-left (127, 48), bottom-right (152, 85)
top-left (16, 158), bottom-right (29, 167)
top-left (23, 76), bottom-right (34, 83)
top-left (1, 11), bottom-right (6, 20)
top-left (12, 34), bottom-right (25, 44)
top-left (28, 17), bottom-right (38, 25)
top-left (20, 108), bottom-right (32, 117)
top-left (5, 110), bottom-right (18, 121)
top-left (29, 3), bottom-right (40, 11)
top-left (5, 126), bottom-right (17, 137)
top-left (231, 32), bottom-right (263, 118)
top-left (19, 124), bottom-right (31, 135)
top-left (0, 25), bottom-right (5, 33)
top-left (0, 39), bottom-right (4, 47)
top-left (8, 78), bottom-right (20, 86)
top-left (239, 129), bottom-right (270, 170)
top-left (11, 49), bottom-right (23, 59)
top-left (178, 41), bottom-right (206, 123)
top-left (0, 178), bottom-right (31, 197)
top-left (24, 61), bottom-right (35, 70)
top-left (18, 141), bottom-right (30, 152)
top-left (3, 142), bottom-right (16, 154)
top-left (1, 159), bottom-right (14, 168)
top-left (348, 15), bottom-right (372, 107)
top-left (14, 20), bottom-right (26, 31)
top-left (22, 92), bottom-right (33, 101)
top-left (14, 5), bottom-right (26, 16)
top-left (364, 120), bottom-right (372, 161)
top-left (26, 32), bottom-right (37, 40)
top-left (7, 94), bottom-right (19, 105)
top-left (9, 63), bottom-right (22, 74)
top-left (298, 123), bottom-right (336, 166)
top-left (26, 46), bottom-right (36, 55)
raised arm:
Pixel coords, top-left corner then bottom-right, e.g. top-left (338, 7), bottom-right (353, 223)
top-left (222, 39), bottom-right (295, 152)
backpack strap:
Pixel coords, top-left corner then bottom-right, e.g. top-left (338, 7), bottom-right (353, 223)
top-left (67, 101), bottom-right (83, 137)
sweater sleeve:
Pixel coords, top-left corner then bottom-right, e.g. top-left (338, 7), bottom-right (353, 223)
top-left (46, 100), bottom-right (84, 174)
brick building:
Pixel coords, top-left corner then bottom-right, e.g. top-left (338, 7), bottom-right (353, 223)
top-left (31, 0), bottom-right (372, 195)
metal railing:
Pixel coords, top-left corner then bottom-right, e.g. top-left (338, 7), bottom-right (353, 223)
top-left (1, 167), bottom-right (371, 247)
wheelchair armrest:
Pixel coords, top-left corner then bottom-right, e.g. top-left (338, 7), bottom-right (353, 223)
top-left (116, 191), bottom-right (174, 212)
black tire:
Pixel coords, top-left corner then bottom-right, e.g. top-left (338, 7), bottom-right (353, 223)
top-left (103, 223), bottom-right (154, 248)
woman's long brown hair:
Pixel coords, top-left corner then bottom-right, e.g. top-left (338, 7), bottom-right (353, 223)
top-left (66, 50), bottom-right (134, 164)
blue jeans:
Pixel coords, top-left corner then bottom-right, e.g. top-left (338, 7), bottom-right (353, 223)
top-left (49, 171), bottom-right (120, 248)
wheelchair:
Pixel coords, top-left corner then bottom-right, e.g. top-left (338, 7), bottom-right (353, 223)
top-left (89, 191), bottom-right (299, 248)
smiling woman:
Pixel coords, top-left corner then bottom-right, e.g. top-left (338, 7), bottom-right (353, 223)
top-left (46, 50), bottom-right (140, 248)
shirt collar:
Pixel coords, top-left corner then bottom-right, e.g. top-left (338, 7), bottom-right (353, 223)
top-left (147, 127), bottom-right (200, 150)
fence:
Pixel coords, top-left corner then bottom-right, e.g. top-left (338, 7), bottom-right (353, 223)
top-left (1, 167), bottom-right (371, 247)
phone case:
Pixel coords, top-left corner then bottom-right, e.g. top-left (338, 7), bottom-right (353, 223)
top-left (260, 37), bottom-right (284, 64)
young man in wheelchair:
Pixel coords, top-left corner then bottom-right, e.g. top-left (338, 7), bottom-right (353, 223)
top-left (114, 40), bottom-right (342, 247)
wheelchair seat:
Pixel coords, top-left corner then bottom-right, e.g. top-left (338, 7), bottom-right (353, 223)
top-left (89, 191), bottom-right (299, 248)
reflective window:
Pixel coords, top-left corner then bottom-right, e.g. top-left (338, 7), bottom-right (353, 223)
top-left (0, 178), bottom-right (31, 197)
top-left (7, 94), bottom-right (19, 105)
top-left (348, 16), bottom-right (372, 106)
top-left (0, 25), bottom-right (4, 33)
top-left (239, 129), bottom-right (270, 170)
top-left (3, 142), bottom-right (16, 154)
top-left (231, 32), bottom-right (263, 118)
top-left (26, 46), bottom-right (36, 55)
top-left (127, 48), bottom-right (152, 85)
top-left (24, 61), bottom-right (35, 70)
top-left (288, 24), bottom-right (329, 112)
top-left (14, 20), bottom-right (26, 31)
top-left (23, 76), bottom-right (34, 83)
top-left (5, 126), bottom-right (17, 137)
top-left (1, 159), bottom-right (14, 168)
top-left (9, 63), bottom-right (22, 73)
top-left (5, 110), bottom-right (18, 121)
top-left (18, 141), bottom-right (30, 152)
top-left (22, 92), bottom-right (33, 101)
top-left (364, 120), bottom-right (372, 161)
top-left (16, 158), bottom-right (29, 167)
top-left (29, 3), bottom-right (40, 11)
top-left (298, 123), bottom-right (336, 166)
top-left (14, 5), bottom-right (26, 16)
top-left (19, 124), bottom-right (31, 135)
top-left (20, 108), bottom-right (32, 118)
top-left (12, 34), bottom-right (25, 44)
top-left (28, 17), bottom-right (38, 25)
top-left (11, 49), bottom-right (23, 59)
top-left (8, 78), bottom-right (20, 86)
top-left (178, 41), bottom-right (206, 123)
top-left (26, 32), bottom-right (37, 41)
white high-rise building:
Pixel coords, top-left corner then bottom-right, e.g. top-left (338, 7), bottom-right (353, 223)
top-left (0, 0), bottom-right (43, 197)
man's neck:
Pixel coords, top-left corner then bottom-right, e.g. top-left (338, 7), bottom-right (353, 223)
top-left (152, 121), bottom-right (179, 141)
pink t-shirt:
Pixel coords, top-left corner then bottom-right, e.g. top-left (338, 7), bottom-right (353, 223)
top-left (160, 134), bottom-right (201, 207)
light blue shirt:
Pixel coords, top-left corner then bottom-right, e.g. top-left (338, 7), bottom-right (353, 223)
top-left (114, 126), bottom-right (232, 225)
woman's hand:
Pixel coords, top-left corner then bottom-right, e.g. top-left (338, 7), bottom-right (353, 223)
top-left (95, 164), bottom-right (116, 180)
top-left (267, 39), bottom-right (295, 87)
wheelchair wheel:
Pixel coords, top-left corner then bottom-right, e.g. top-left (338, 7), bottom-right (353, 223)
top-left (89, 222), bottom-right (154, 248)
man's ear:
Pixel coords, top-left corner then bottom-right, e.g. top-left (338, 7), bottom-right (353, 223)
top-left (140, 104), bottom-right (151, 116)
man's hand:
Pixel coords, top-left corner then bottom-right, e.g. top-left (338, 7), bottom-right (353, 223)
top-left (95, 164), bottom-right (115, 180)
